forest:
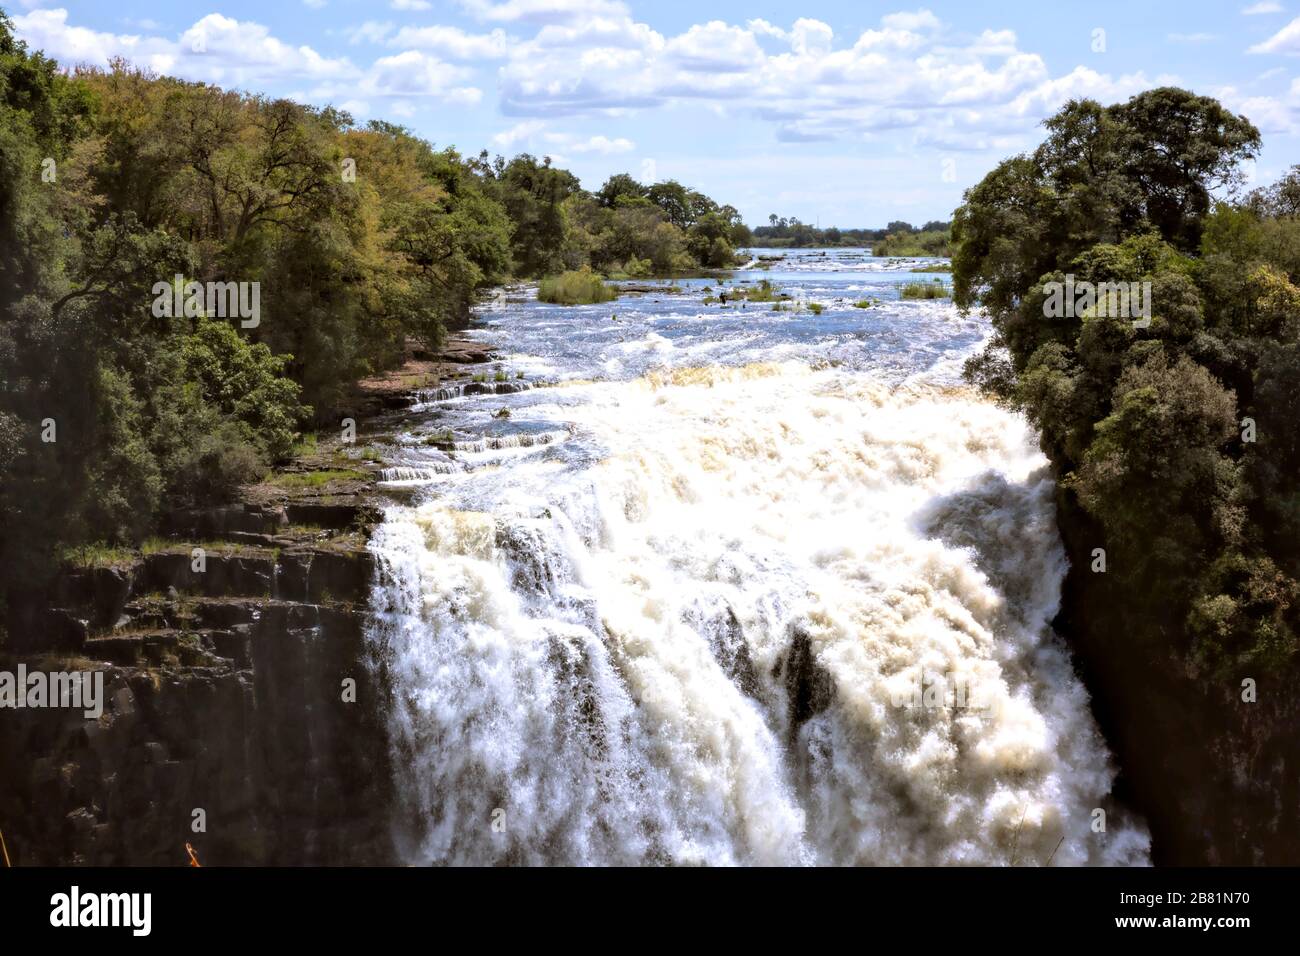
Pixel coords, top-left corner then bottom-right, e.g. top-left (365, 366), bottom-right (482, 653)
top-left (955, 87), bottom-right (1299, 678)
top-left (0, 12), bottom-right (749, 615)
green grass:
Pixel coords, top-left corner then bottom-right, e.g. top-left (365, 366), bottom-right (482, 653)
top-left (290, 432), bottom-right (318, 457)
top-left (337, 445), bottom-right (382, 463)
top-left (853, 299), bottom-right (877, 309)
top-left (914, 263), bottom-right (953, 273)
top-left (270, 469), bottom-right (368, 489)
top-left (398, 372), bottom-right (434, 390)
top-left (494, 369), bottom-right (509, 382)
top-left (898, 280), bottom-right (951, 300)
top-left (60, 543), bottom-right (138, 568)
top-left (538, 268), bottom-right (619, 305)
top-left (738, 279), bottom-right (782, 302)
top-left (141, 537), bottom-right (171, 555)
top-left (808, 302), bottom-right (824, 315)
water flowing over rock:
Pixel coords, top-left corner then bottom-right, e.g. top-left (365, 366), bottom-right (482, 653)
top-left (362, 255), bottom-right (1151, 865)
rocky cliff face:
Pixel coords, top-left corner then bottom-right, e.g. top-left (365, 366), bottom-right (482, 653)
top-left (1052, 488), bottom-right (1300, 865)
top-left (0, 498), bottom-right (395, 866)
top-left (0, 333), bottom-right (516, 867)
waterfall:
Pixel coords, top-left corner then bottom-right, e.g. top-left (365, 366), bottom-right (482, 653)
top-left (365, 360), bottom-right (1150, 866)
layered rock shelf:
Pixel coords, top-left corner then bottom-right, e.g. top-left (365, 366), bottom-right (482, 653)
top-left (0, 332), bottom-right (502, 866)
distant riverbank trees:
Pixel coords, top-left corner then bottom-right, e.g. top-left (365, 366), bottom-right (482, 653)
top-left (751, 216), bottom-right (952, 255)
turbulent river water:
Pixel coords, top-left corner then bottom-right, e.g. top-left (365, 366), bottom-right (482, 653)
top-left (363, 248), bottom-right (1151, 866)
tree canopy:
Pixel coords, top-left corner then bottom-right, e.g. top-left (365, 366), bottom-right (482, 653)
top-left (952, 87), bottom-right (1298, 675)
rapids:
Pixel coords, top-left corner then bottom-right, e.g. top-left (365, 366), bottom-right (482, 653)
top-left (363, 248), bottom-right (1151, 866)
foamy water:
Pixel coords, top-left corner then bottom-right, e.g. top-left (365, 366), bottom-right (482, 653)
top-left (363, 249), bottom-right (1150, 866)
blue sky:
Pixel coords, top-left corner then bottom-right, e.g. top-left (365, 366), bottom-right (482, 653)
top-left (7, 0), bottom-right (1300, 226)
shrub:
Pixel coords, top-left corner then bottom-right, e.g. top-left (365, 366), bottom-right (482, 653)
top-left (181, 318), bottom-right (308, 461)
top-left (740, 279), bottom-right (781, 302)
top-left (538, 267), bottom-right (619, 305)
top-left (899, 280), bottom-right (951, 299)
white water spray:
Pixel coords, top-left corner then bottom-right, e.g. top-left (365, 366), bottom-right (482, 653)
top-left (366, 360), bottom-right (1149, 866)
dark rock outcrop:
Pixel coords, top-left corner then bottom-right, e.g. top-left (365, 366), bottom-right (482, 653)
top-left (0, 519), bottom-right (393, 866)
top-left (773, 625), bottom-right (835, 731)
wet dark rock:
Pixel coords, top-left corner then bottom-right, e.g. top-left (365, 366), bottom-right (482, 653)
top-left (773, 625), bottom-right (835, 729)
top-left (162, 504), bottom-right (285, 538)
top-left (0, 598), bottom-right (393, 865)
top-left (285, 500), bottom-right (378, 531)
top-left (52, 565), bottom-right (138, 630)
top-left (700, 604), bottom-right (759, 699)
top-left (275, 548), bottom-right (374, 604)
top-left (142, 551), bottom-right (275, 599)
top-left (84, 631), bottom-right (182, 666)
top-left (496, 522), bottom-right (563, 597)
top-left (5, 605), bottom-right (89, 654)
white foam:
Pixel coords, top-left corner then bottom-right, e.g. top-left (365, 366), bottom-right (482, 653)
top-left (366, 362), bottom-right (1149, 866)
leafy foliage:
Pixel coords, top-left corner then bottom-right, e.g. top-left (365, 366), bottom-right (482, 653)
top-left (951, 87), bottom-right (1300, 674)
top-left (0, 22), bottom-right (752, 618)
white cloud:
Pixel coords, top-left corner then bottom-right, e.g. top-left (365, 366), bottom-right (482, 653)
top-left (1243, 2), bottom-right (1284, 14)
top-left (13, 5), bottom-right (1185, 158)
top-left (492, 122), bottom-right (634, 155)
top-left (666, 21), bottom-right (764, 72)
top-left (880, 10), bottom-right (942, 32)
top-left (357, 50), bottom-right (481, 101)
top-left (746, 19), bottom-right (788, 42)
top-left (1249, 15), bottom-right (1300, 52)
top-left (496, 9), bottom-right (1159, 152)
top-left (1218, 78), bottom-right (1300, 133)
top-left (569, 134), bottom-right (634, 153)
top-left (303, 0), bottom-right (328, 9)
top-left (492, 119), bottom-right (545, 147)
top-left (15, 9), bottom-right (363, 87)
top-left (12, 8), bottom-right (177, 71)
top-left (460, 0), bottom-right (628, 24)
top-left (346, 21), bottom-right (395, 45)
top-left (13, 9), bottom-right (480, 107)
top-left (791, 19), bottom-right (833, 57)
top-left (390, 0), bottom-right (432, 10)
top-left (179, 14), bottom-right (352, 80)
top-left (389, 25), bottom-right (512, 58)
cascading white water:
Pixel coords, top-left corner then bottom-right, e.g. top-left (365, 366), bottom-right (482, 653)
top-left (366, 354), bottom-right (1150, 866)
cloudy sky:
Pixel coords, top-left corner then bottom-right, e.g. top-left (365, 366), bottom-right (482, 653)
top-left (8, 0), bottom-right (1300, 226)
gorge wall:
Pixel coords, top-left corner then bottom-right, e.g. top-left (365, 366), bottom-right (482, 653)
top-left (0, 498), bottom-right (395, 866)
top-left (1053, 487), bottom-right (1300, 865)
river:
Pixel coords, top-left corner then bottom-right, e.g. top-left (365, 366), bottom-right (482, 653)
top-left (363, 248), bottom-right (1151, 866)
